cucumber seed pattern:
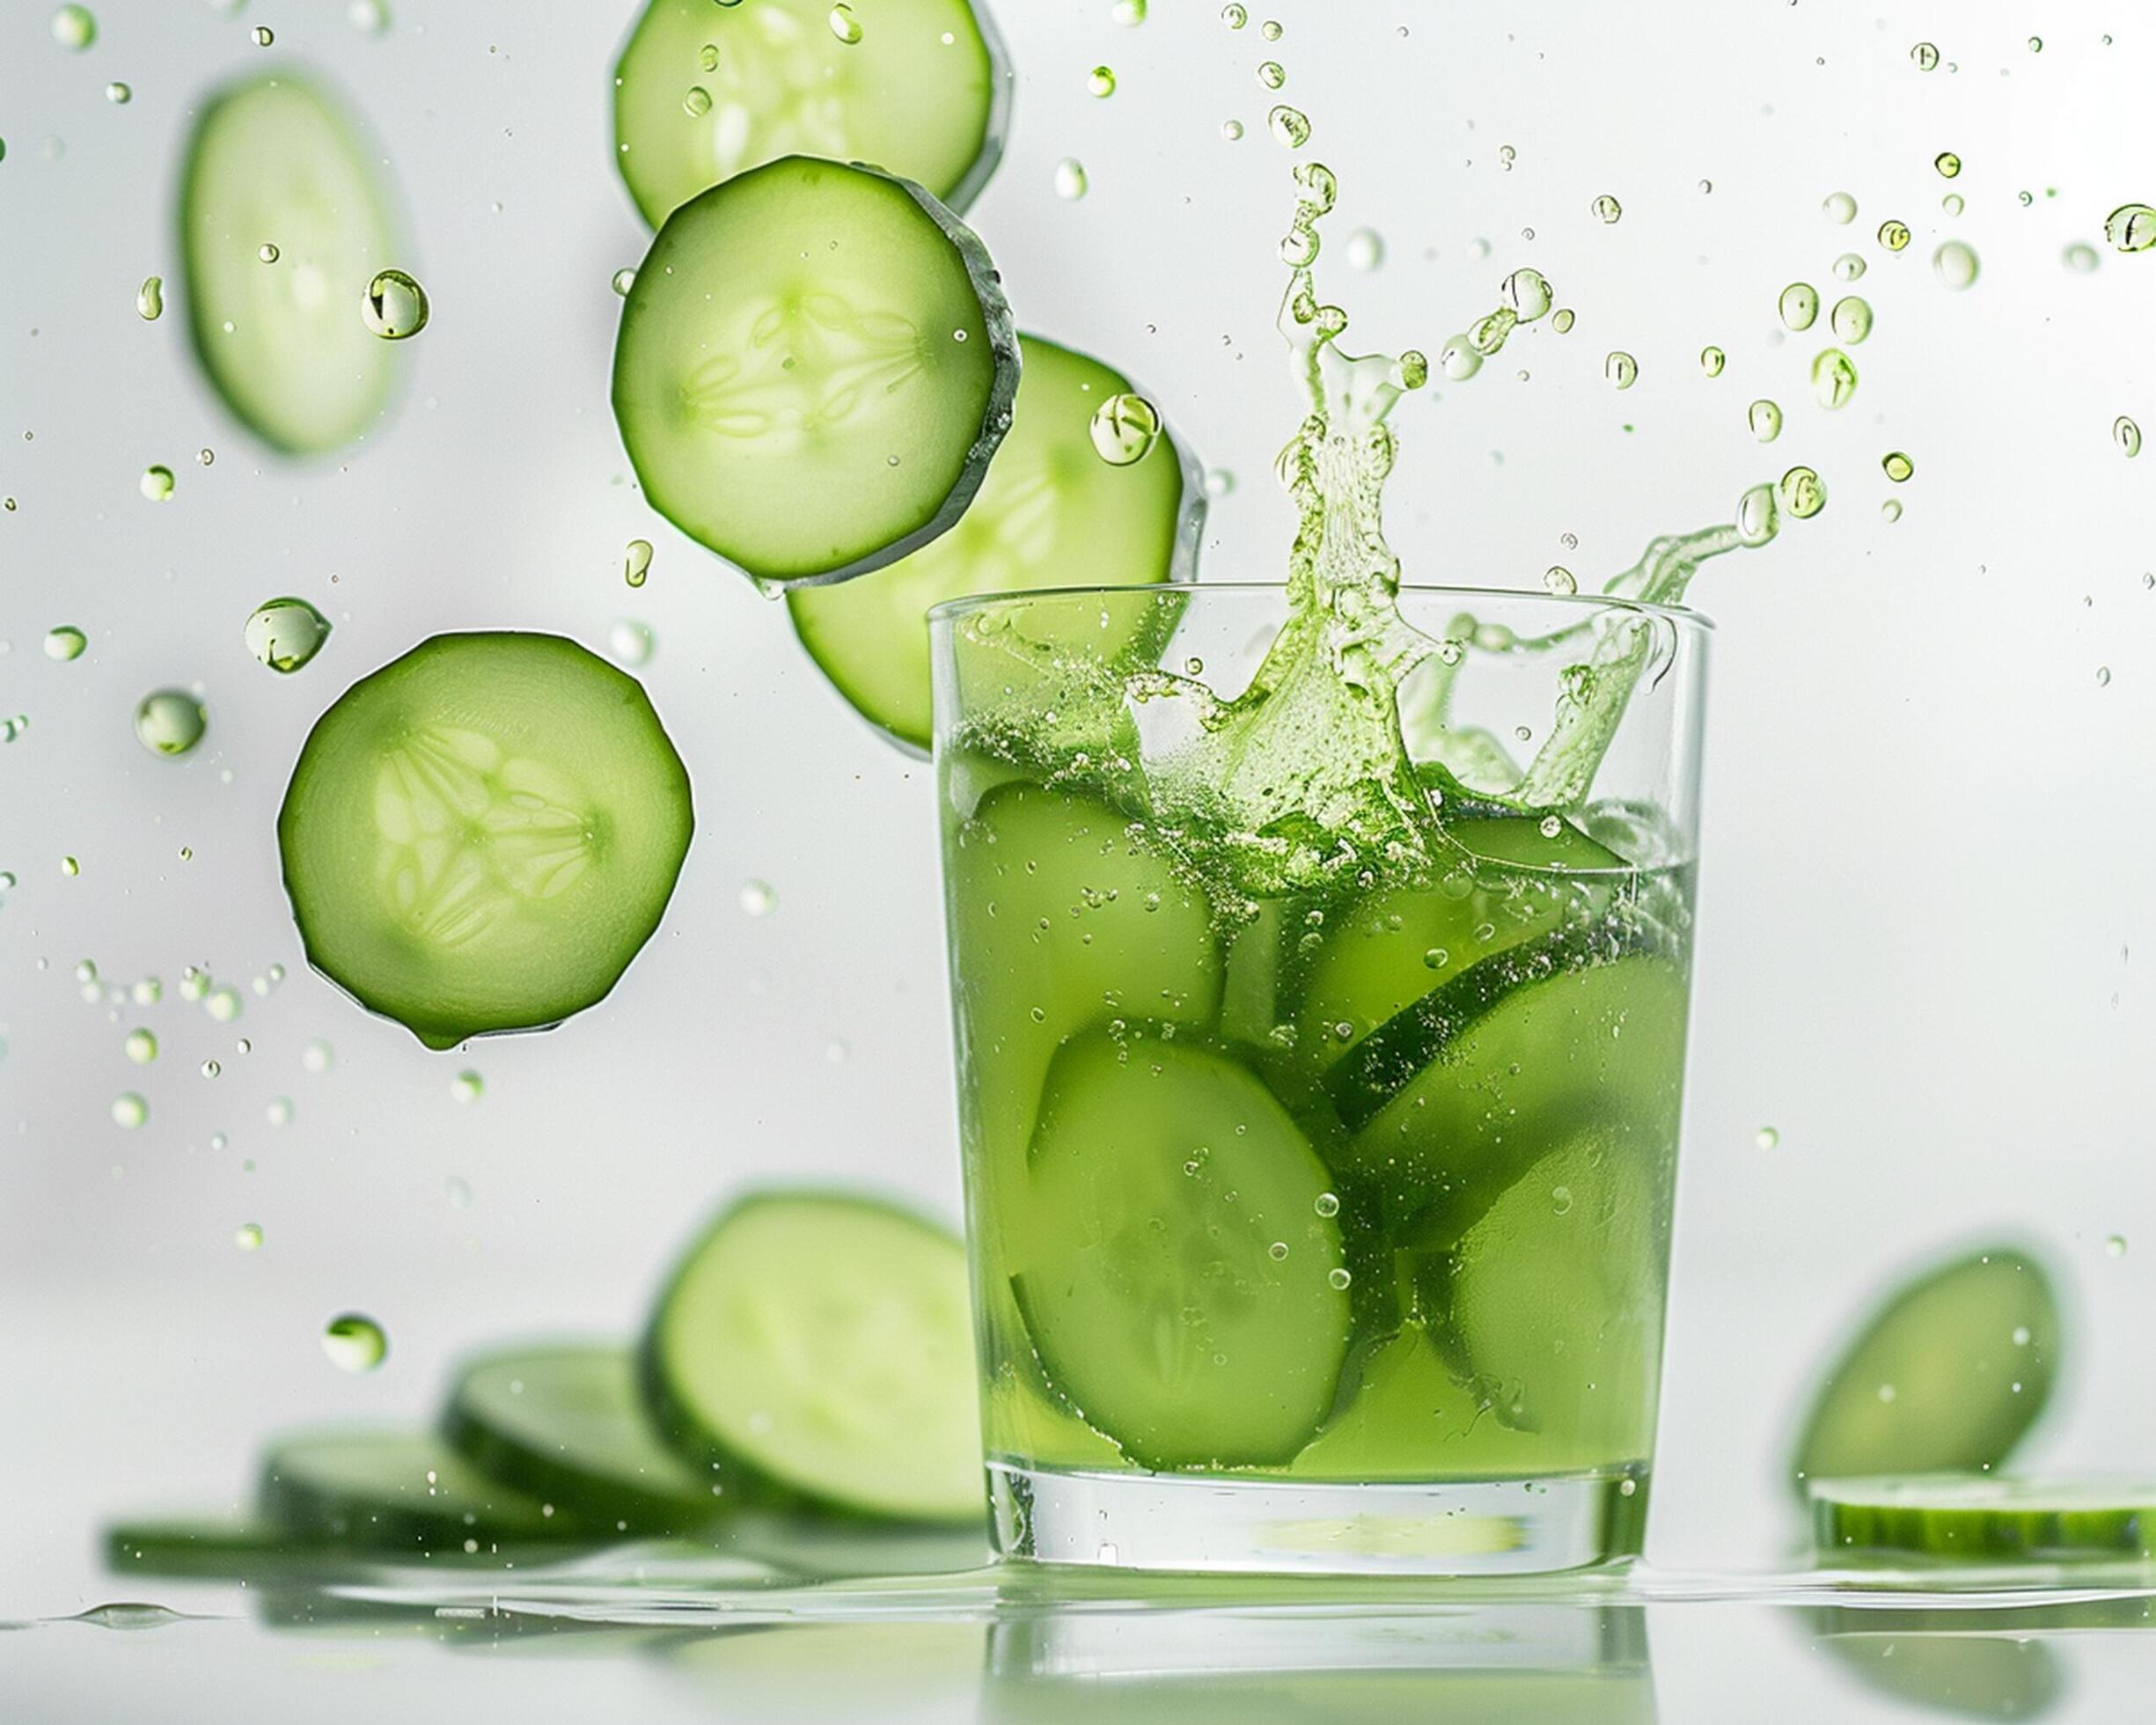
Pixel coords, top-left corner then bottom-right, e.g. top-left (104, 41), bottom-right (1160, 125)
top-left (678, 295), bottom-right (926, 442)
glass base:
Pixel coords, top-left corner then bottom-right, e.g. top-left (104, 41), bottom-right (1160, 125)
top-left (987, 1462), bottom-right (1649, 1577)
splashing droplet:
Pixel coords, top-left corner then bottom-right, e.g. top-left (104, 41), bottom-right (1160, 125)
top-left (2119, 416), bottom-right (2145, 459)
top-left (361, 269), bottom-right (429, 339)
top-left (1778, 466), bottom-right (1827, 519)
top-left (51, 6), bottom-right (96, 51)
top-left (1053, 158), bottom-right (1089, 200)
top-left (1934, 150), bottom-right (1962, 180)
top-left (1345, 228), bottom-right (1384, 271)
top-left (112, 1092), bottom-right (147, 1129)
top-left (1268, 105), bottom-right (1310, 149)
top-left (2106, 1234), bottom-right (2129, 1259)
top-left (2064, 242), bottom-right (2101, 274)
top-left (451, 1069), bottom-right (484, 1105)
top-left (1833, 253), bottom-right (1866, 283)
top-left (740, 879), bottom-right (777, 917)
top-left (1881, 451), bottom-right (1915, 482)
top-left (1735, 483), bottom-right (1779, 547)
top-left (1822, 191), bottom-right (1858, 224)
top-left (1910, 42), bottom-right (1939, 71)
top-left (826, 3), bottom-right (862, 45)
top-left (1748, 399), bottom-right (1783, 444)
top-left (2107, 204), bottom-right (2156, 253)
top-left (1221, 3), bottom-right (1246, 26)
top-left (244, 598), bottom-right (332, 673)
top-left (609, 619), bottom-right (654, 666)
top-left (1932, 239), bottom-right (1980, 290)
top-left (234, 1222), bottom-right (263, 1252)
top-left (1830, 296), bottom-right (1873, 344)
top-left (253, 25), bottom-right (274, 46)
top-left (124, 1028), bottom-right (158, 1065)
top-left (1112, 0), bottom-right (1147, 23)
top-left (140, 465), bottom-right (175, 502)
top-left (1090, 393), bottom-right (1162, 466)
top-left (136, 275), bottom-right (163, 320)
top-left (44, 625), bottom-right (87, 662)
top-left (1810, 348), bottom-right (1858, 411)
top-left (1699, 345), bottom-right (1726, 378)
top-left (134, 690), bottom-right (207, 758)
top-left (1878, 220), bottom-right (1911, 253)
top-left (323, 1313), bottom-right (388, 1372)
top-left (1603, 351), bottom-right (1637, 390)
top-left (1088, 64), bottom-right (1117, 99)
top-left (1778, 283), bottom-right (1819, 332)
top-left (1591, 194), bottom-right (1623, 224)
top-left (1756, 1126), bottom-right (1780, 1149)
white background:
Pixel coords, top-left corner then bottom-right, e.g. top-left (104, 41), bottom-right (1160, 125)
top-left (2, 0), bottom-right (2153, 1620)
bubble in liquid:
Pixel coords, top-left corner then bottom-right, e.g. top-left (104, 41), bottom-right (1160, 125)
top-left (323, 1313), bottom-right (388, 1372)
top-left (1932, 240), bottom-right (1980, 290)
top-left (112, 1092), bottom-right (147, 1129)
top-left (739, 878), bottom-right (777, 917)
top-left (51, 5), bottom-right (96, 50)
top-left (1501, 267), bottom-right (1552, 321)
top-left (140, 466), bottom-right (175, 502)
top-left (1603, 351), bottom-right (1638, 390)
top-left (1822, 191), bottom-right (1858, 224)
top-left (1735, 483), bottom-right (1779, 547)
top-left (1910, 42), bottom-right (1939, 71)
top-left (1810, 348), bottom-right (1858, 411)
top-left (1934, 150), bottom-right (1962, 180)
top-left (1878, 220), bottom-right (1911, 253)
top-left (1778, 283), bottom-right (1820, 332)
top-left (682, 85), bottom-right (713, 118)
top-left (1833, 253), bottom-right (1866, 283)
top-left (1543, 565), bottom-right (1578, 595)
top-left (124, 1028), bottom-right (157, 1064)
top-left (2064, 242), bottom-right (2100, 274)
top-left (1052, 158), bottom-right (1089, 200)
top-left (1882, 451), bottom-right (1915, 482)
top-left (1830, 296), bottom-right (1873, 344)
top-left (1699, 345), bottom-right (1726, 377)
top-left (1089, 393), bottom-right (1162, 466)
top-left (1267, 1241), bottom-right (1289, 1261)
top-left (826, 4), bottom-right (862, 45)
top-left (1345, 228), bottom-right (1384, 271)
top-left (1088, 65), bottom-right (1117, 98)
top-left (44, 625), bottom-right (87, 662)
top-left (623, 539), bottom-right (654, 588)
top-left (2107, 205), bottom-right (2156, 253)
top-left (134, 690), bottom-right (207, 759)
top-left (361, 269), bottom-right (429, 339)
top-left (451, 1069), bottom-right (484, 1104)
top-left (1778, 466), bottom-right (1827, 519)
top-left (245, 598), bottom-right (331, 673)
top-left (136, 276), bottom-right (163, 320)
top-left (1748, 399), bottom-right (1783, 443)
top-left (2120, 417), bottom-right (2145, 459)
top-left (1591, 194), bottom-right (1623, 224)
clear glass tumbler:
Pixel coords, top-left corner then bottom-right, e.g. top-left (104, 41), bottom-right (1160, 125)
top-left (932, 584), bottom-right (1710, 1575)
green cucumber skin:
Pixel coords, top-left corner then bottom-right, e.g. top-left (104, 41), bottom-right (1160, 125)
top-left (640, 1189), bottom-right (986, 1528)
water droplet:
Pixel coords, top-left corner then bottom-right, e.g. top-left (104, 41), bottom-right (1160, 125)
top-left (349, 0), bottom-right (392, 34)
top-left (244, 598), bottom-right (331, 673)
top-left (1830, 296), bottom-right (1873, 344)
top-left (609, 619), bottom-right (654, 666)
top-left (1550, 308), bottom-right (1575, 334)
top-left (2064, 242), bottom-right (2101, 274)
top-left (1053, 158), bottom-right (1089, 200)
top-left (1822, 191), bottom-right (1858, 224)
top-left (826, 4), bottom-right (862, 45)
top-left (131, 977), bottom-right (160, 1005)
top-left (1878, 220), bottom-right (1911, 253)
top-left (1754, 1125), bottom-right (1780, 1149)
top-left (1778, 466), bottom-right (1827, 519)
top-left (253, 25), bottom-right (274, 46)
top-left (1934, 150), bottom-right (1962, 180)
top-left (61, 855), bottom-right (79, 877)
top-left (450, 1069), bottom-right (483, 1104)
top-left (1699, 345), bottom-right (1726, 377)
top-left (1778, 282), bottom-right (1819, 332)
top-left (1603, 351), bottom-right (1637, 390)
top-left (256, 242), bottom-right (282, 266)
top-left (740, 878), bottom-right (776, 916)
top-left (1112, 0), bottom-right (1147, 23)
top-left (1748, 398), bottom-right (1783, 443)
top-left (1089, 392), bottom-right (1162, 466)
top-left (2106, 205), bottom-right (2156, 253)
top-left (1910, 42), bottom-right (1939, 71)
top-left (323, 1313), bottom-right (387, 1372)
top-left (197, 447), bottom-right (214, 466)
top-left (124, 1028), bottom-right (157, 1064)
top-left (1268, 105), bottom-right (1310, 149)
top-left (622, 538), bottom-right (654, 589)
top-left (1501, 267), bottom-right (1553, 322)
top-left (1221, 3), bottom-right (1246, 26)
top-left (1259, 17), bottom-right (1281, 39)
top-left (2106, 1234), bottom-right (2129, 1259)
top-left (112, 1092), bottom-right (147, 1129)
top-left (1257, 61), bottom-right (1285, 90)
top-left (1932, 239), bottom-right (1980, 290)
top-left (303, 1039), bottom-right (334, 1073)
top-left (2119, 417), bottom-right (2145, 459)
top-left (1088, 64), bottom-right (1117, 99)
top-left (682, 85), bottom-right (713, 118)
top-left (445, 1175), bottom-right (473, 1209)
top-left (1810, 348), bottom-right (1858, 411)
top-left (1881, 451), bottom-right (1915, 483)
top-left (361, 269), bottom-right (429, 339)
top-left (1543, 565), bottom-right (1577, 595)
top-left (234, 1222), bottom-right (263, 1252)
top-left (51, 6), bottom-right (96, 51)
top-left (1345, 228), bottom-right (1383, 271)
top-left (1833, 253), bottom-right (1866, 283)
top-left (134, 275), bottom-right (166, 322)
top-left (135, 690), bottom-right (206, 758)
top-left (1203, 467), bottom-right (1235, 497)
top-left (265, 1096), bottom-right (293, 1127)
top-left (1591, 193), bottom-right (1623, 224)
top-left (700, 43), bottom-right (720, 72)
top-left (101, 81), bottom-right (132, 106)
top-left (140, 465), bottom-right (175, 502)
top-left (2096, 664), bottom-right (2113, 687)
top-left (44, 625), bottom-right (86, 662)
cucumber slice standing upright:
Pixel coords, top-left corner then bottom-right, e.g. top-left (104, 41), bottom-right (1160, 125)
top-left (612, 155), bottom-right (1018, 589)
top-left (277, 632), bottom-right (694, 1050)
top-left (788, 334), bottom-right (1203, 753)
top-left (612, 0), bottom-right (1008, 227)
top-left (1812, 1474), bottom-right (2156, 1565)
top-left (180, 72), bottom-right (402, 454)
top-left (644, 1191), bottom-right (983, 1523)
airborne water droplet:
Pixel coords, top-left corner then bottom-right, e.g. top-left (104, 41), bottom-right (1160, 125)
top-left (1822, 191), bottom-right (1858, 225)
top-left (134, 689), bottom-right (206, 757)
top-left (740, 878), bottom-right (777, 916)
top-left (2120, 417), bottom-right (2145, 459)
top-left (112, 1092), bottom-right (147, 1129)
top-left (1932, 240), bottom-right (1980, 291)
top-left (244, 598), bottom-right (332, 673)
top-left (1053, 158), bottom-right (1089, 200)
top-left (2107, 205), bottom-right (2156, 253)
top-left (140, 466), bottom-right (175, 502)
top-left (1878, 220), bottom-right (1911, 253)
top-left (1699, 345), bottom-right (1725, 377)
top-left (253, 25), bottom-right (274, 46)
top-left (1090, 393), bottom-right (1162, 466)
top-left (1810, 348), bottom-right (1858, 411)
top-left (1603, 351), bottom-right (1637, 390)
top-left (124, 1028), bottom-right (157, 1064)
top-left (323, 1313), bottom-right (388, 1372)
top-left (1910, 42), bottom-right (1939, 71)
top-left (1591, 194), bottom-right (1623, 224)
top-left (1833, 253), bottom-right (1866, 283)
top-left (1543, 566), bottom-right (1577, 595)
top-left (1268, 106), bottom-right (1310, 149)
top-left (451, 1069), bottom-right (484, 1104)
top-left (1830, 296), bottom-right (1873, 343)
top-left (1934, 151), bottom-right (1962, 180)
top-left (362, 269), bottom-right (429, 339)
top-left (1501, 267), bottom-right (1552, 321)
top-left (1748, 399), bottom-right (1783, 443)
top-left (1345, 228), bottom-right (1384, 271)
top-left (2064, 242), bottom-right (2100, 274)
top-left (2106, 1234), bottom-right (2128, 1259)
top-left (1257, 61), bottom-right (1285, 90)
top-left (1778, 466), bottom-right (1827, 519)
top-left (1112, 0), bottom-right (1147, 22)
top-left (1778, 283), bottom-right (1819, 332)
top-left (51, 5), bottom-right (96, 51)
top-left (1756, 1126), bottom-right (1780, 1149)
top-left (623, 538), bottom-right (654, 588)
top-left (1088, 65), bottom-right (1117, 99)
top-left (44, 625), bottom-right (87, 661)
top-left (1221, 3), bottom-right (1246, 26)
top-left (1882, 451), bottom-right (1915, 482)
top-left (1735, 483), bottom-right (1779, 547)
top-left (609, 619), bottom-right (654, 666)
top-left (826, 3), bottom-right (862, 46)
top-left (136, 276), bottom-right (163, 320)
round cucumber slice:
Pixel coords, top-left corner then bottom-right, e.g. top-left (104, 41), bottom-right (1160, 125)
top-left (180, 71), bottom-right (401, 455)
top-left (258, 1428), bottom-right (590, 1554)
top-left (441, 1343), bottom-right (719, 1533)
top-left (106, 1515), bottom-right (311, 1577)
top-left (1790, 1247), bottom-right (2059, 1494)
top-left (1011, 1031), bottom-right (1351, 1470)
top-left (644, 1191), bottom-right (983, 1523)
top-left (613, 0), bottom-right (1008, 229)
top-left (788, 334), bottom-right (1204, 753)
top-left (1812, 1474), bottom-right (2156, 1564)
top-left (612, 155), bottom-right (1017, 590)
top-left (277, 631), bottom-right (693, 1051)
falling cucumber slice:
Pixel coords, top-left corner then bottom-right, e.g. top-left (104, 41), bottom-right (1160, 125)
top-left (1789, 1246), bottom-right (2059, 1494)
top-left (1011, 1031), bottom-right (1351, 1470)
top-left (643, 1191), bottom-right (983, 1523)
top-left (441, 1343), bottom-right (720, 1534)
top-left (277, 632), bottom-right (694, 1050)
top-left (612, 0), bottom-right (1008, 229)
top-left (257, 1428), bottom-right (592, 1555)
top-left (180, 71), bottom-right (401, 455)
top-left (612, 155), bottom-right (1018, 590)
top-left (1812, 1475), bottom-right (2156, 1564)
top-left (787, 334), bottom-right (1203, 753)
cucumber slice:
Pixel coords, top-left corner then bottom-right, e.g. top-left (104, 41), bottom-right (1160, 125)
top-left (257, 1428), bottom-right (590, 1554)
top-left (106, 1515), bottom-right (314, 1577)
top-left (1294, 1325), bottom-right (1537, 1481)
top-left (1812, 1474), bottom-right (2156, 1564)
top-left (643, 1190), bottom-right (982, 1523)
top-left (1011, 1031), bottom-right (1351, 1470)
top-left (1808, 1613), bottom-right (2064, 1721)
top-left (180, 72), bottom-right (401, 455)
top-left (787, 334), bottom-right (1202, 753)
top-left (612, 0), bottom-right (1008, 229)
top-left (1790, 1247), bottom-right (2059, 1493)
top-left (612, 155), bottom-right (1017, 590)
top-left (441, 1342), bottom-right (719, 1533)
top-left (277, 631), bottom-right (693, 1050)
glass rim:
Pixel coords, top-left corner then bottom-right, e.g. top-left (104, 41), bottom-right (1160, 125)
top-left (927, 580), bottom-right (1716, 633)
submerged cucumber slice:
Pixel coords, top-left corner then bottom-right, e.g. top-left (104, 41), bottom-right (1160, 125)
top-left (441, 1343), bottom-right (718, 1533)
top-left (258, 1428), bottom-right (590, 1554)
top-left (1813, 1475), bottom-right (2156, 1564)
top-left (1012, 1031), bottom-right (1351, 1470)
top-left (644, 1191), bottom-right (982, 1523)
top-left (1790, 1247), bottom-right (2059, 1494)
top-left (278, 632), bottom-right (693, 1050)
top-left (612, 155), bottom-right (1017, 589)
top-left (180, 72), bottom-right (400, 455)
top-left (613, 0), bottom-right (1008, 229)
top-left (788, 334), bottom-right (1202, 753)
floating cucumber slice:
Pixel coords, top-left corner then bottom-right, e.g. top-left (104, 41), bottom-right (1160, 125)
top-left (1812, 1474), bottom-right (2156, 1564)
top-left (441, 1343), bottom-right (718, 1533)
top-left (258, 1428), bottom-right (590, 1554)
top-left (1294, 1325), bottom-right (1538, 1482)
top-left (1011, 1031), bottom-right (1350, 1470)
top-left (643, 1191), bottom-right (982, 1523)
top-left (1789, 1247), bottom-right (2059, 1494)
top-left (277, 632), bottom-right (693, 1050)
top-left (612, 0), bottom-right (1008, 229)
top-left (612, 155), bottom-right (1017, 589)
top-left (180, 71), bottom-right (400, 455)
top-left (788, 334), bottom-right (1203, 753)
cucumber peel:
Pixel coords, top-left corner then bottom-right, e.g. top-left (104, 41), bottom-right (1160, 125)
top-left (1813, 1473), bottom-right (2156, 1565)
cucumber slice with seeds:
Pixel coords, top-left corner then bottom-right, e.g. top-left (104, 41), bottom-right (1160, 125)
top-left (180, 71), bottom-right (401, 455)
top-left (1812, 1475), bottom-right (2156, 1564)
top-left (258, 1428), bottom-right (590, 1555)
top-left (612, 155), bottom-right (1017, 589)
top-left (644, 1191), bottom-right (982, 1523)
top-left (788, 334), bottom-right (1203, 752)
top-left (612, 0), bottom-right (1008, 229)
top-left (441, 1342), bottom-right (719, 1533)
top-left (278, 632), bottom-right (693, 1050)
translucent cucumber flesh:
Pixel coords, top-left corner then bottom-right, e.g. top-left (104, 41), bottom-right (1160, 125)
top-left (1791, 1249), bottom-right (2059, 1492)
top-left (1013, 1032), bottom-right (1350, 1469)
top-left (257, 1429), bottom-right (585, 1552)
top-left (613, 0), bottom-right (1004, 228)
top-left (180, 73), bottom-right (398, 454)
top-left (278, 632), bottom-right (693, 1049)
top-left (645, 1192), bottom-right (982, 1522)
top-left (1813, 1474), bottom-right (2156, 1562)
top-left (612, 156), bottom-right (1016, 587)
top-left (788, 334), bottom-right (1198, 752)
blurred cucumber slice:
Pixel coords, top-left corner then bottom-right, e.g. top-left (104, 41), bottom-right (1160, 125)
top-left (1812, 1473), bottom-right (2156, 1564)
